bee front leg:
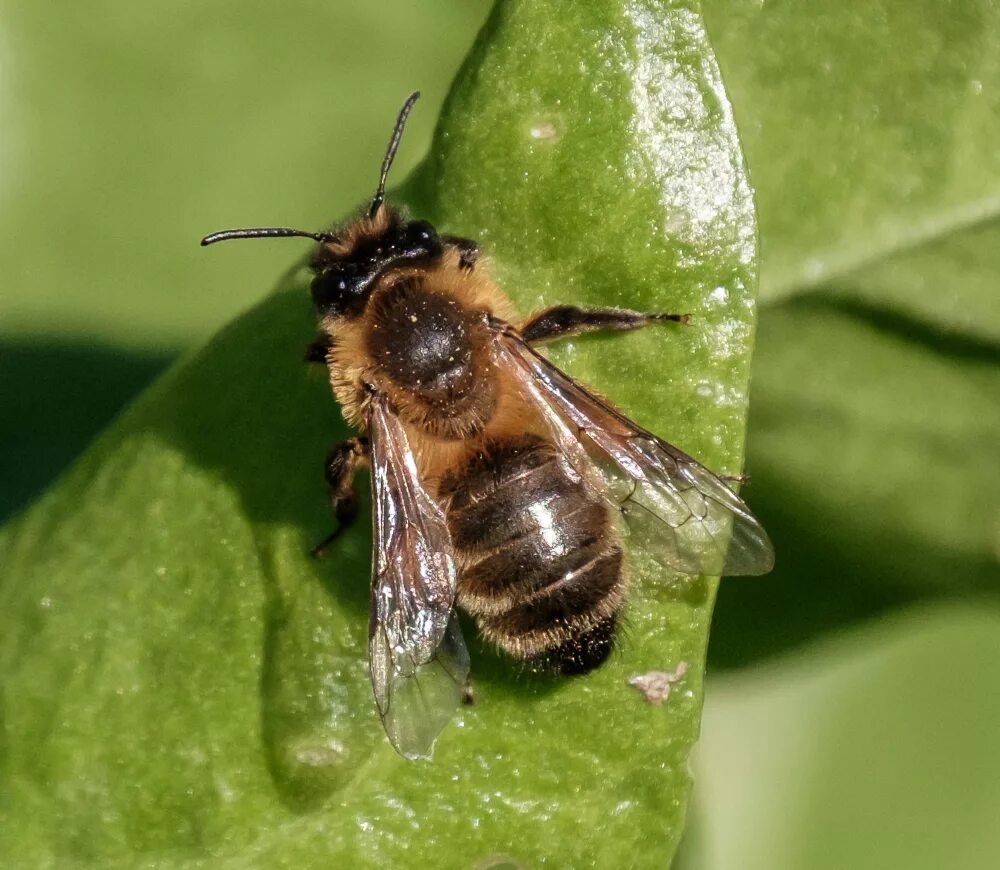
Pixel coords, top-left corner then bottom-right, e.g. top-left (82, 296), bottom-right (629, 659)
top-left (310, 436), bottom-right (370, 558)
top-left (441, 235), bottom-right (479, 270)
top-left (305, 334), bottom-right (332, 364)
top-left (521, 305), bottom-right (690, 344)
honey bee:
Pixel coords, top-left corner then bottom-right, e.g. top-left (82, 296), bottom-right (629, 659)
top-left (202, 92), bottom-right (774, 759)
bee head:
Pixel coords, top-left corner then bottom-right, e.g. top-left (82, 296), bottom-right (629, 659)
top-left (308, 212), bottom-right (442, 316)
top-left (200, 91), bottom-right (429, 318)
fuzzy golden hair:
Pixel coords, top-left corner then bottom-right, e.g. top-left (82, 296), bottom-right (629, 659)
top-left (320, 205), bottom-right (396, 259)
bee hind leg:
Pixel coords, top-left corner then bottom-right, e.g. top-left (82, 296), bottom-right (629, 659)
top-left (310, 436), bottom-right (369, 558)
top-left (521, 305), bottom-right (690, 344)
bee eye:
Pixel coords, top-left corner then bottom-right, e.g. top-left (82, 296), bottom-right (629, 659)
top-left (311, 267), bottom-right (369, 315)
top-left (405, 220), bottom-right (438, 246)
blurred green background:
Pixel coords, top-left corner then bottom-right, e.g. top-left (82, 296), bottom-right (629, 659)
top-left (0, 0), bottom-right (493, 521)
top-left (2, 1), bottom-right (999, 867)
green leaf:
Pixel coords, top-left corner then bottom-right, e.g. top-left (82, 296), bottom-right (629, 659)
top-left (695, 0), bottom-right (1000, 667)
top-left (0, 1), bottom-right (758, 867)
top-left (689, 601), bottom-right (1000, 870)
top-left (749, 300), bottom-right (999, 594)
top-left (704, 0), bottom-right (1000, 318)
top-left (708, 297), bottom-right (1000, 666)
top-left (676, 6), bottom-right (1000, 865)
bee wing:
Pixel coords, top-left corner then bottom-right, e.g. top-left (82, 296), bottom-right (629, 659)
top-left (494, 329), bottom-right (774, 577)
top-left (367, 395), bottom-right (470, 760)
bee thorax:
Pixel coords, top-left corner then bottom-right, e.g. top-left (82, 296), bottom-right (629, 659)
top-left (369, 282), bottom-right (474, 399)
top-left (363, 278), bottom-right (498, 439)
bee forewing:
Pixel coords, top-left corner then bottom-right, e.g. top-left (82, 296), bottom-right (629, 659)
top-left (368, 397), bottom-right (470, 759)
top-left (494, 330), bottom-right (774, 577)
top-left (369, 613), bottom-right (469, 760)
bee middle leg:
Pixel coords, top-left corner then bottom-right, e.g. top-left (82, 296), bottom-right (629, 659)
top-left (311, 436), bottom-right (369, 558)
top-left (462, 683), bottom-right (476, 705)
top-left (521, 305), bottom-right (690, 344)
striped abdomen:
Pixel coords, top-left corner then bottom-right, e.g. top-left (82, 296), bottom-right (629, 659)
top-left (439, 435), bottom-right (625, 675)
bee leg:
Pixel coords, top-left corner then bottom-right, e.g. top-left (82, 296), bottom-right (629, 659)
top-left (310, 436), bottom-right (370, 558)
top-left (305, 333), bottom-right (332, 364)
top-left (521, 306), bottom-right (690, 344)
top-left (441, 235), bottom-right (479, 270)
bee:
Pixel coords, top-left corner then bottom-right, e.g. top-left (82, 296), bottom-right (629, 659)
top-left (202, 92), bottom-right (774, 759)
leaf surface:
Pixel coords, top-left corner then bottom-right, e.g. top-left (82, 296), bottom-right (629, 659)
top-left (0, 1), bottom-right (759, 867)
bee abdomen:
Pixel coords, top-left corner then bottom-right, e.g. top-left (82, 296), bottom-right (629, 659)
top-left (440, 435), bottom-right (625, 676)
top-left (478, 545), bottom-right (624, 675)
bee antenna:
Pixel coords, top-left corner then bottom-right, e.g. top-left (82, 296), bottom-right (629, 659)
top-left (369, 90), bottom-right (421, 219)
top-left (199, 227), bottom-right (335, 247)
